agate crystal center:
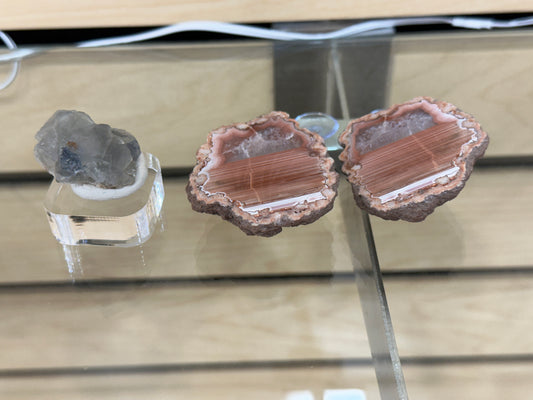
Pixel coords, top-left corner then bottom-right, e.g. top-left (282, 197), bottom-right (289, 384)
top-left (187, 112), bottom-right (338, 236)
top-left (339, 97), bottom-right (489, 221)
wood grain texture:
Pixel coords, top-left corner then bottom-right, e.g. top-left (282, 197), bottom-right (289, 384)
top-left (385, 276), bottom-right (533, 357)
top-left (0, 281), bottom-right (368, 369)
top-left (390, 31), bottom-right (533, 157)
top-left (2, 364), bottom-right (532, 400)
top-left (3, 363), bottom-right (533, 400)
top-left (0, 179), bottom-right (353, 283)
top-left (2, 32), bottom-right (533, 175)
top-left (0, 367), bottom-right (382, 400)
top-left (2, 0), bottom-right (532, 30)
top-left (0, 43), bottom-right (274, 173)
top-left (403, 364), bottom-right (533, 400)
top-left (1, 276), bottom-right (532, 369)
top-left (1, 31), bottom-right (532, 400)
top-left (372, 169), bottom-right (533, 270)
top-left (1, 167), bottom-right (531, 284)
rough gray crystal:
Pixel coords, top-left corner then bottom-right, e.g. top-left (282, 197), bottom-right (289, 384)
top-left (34, 110), bottom-right (141, 189)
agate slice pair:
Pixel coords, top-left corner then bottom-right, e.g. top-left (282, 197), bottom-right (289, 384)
top-left (187, 97), bottom-right (489, 236)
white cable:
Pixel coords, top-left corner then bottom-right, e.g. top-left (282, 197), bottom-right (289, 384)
top-left (491, 15), bottom-right (533, 27)
top-left (1, 16), bottom-right (533, 88)
top-left (76, 16), bottom-right (533, 48)
top-left (0, 30), bottom-right (20, 91)
top-left (77, 18), bottom-right (454, 47)
top-left (2, 16), bottom-right (533, 58)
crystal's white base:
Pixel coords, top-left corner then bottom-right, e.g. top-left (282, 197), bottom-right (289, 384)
top-left (44, 152), bottom-right (164, 247)
top-left (71, 153), bottom-right (148, 200)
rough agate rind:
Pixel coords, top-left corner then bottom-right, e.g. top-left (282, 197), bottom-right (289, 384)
top-left (338, 97), bottom-right (489, 222)
top-left (187, 112), bottom-right (339, 237)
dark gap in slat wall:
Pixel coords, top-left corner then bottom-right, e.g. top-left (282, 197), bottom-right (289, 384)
top-left (7, 13), bottom-right (531, 46)
top-left (0, 268), bottom-right (532, 292)
top-left (2, 354), bottom-right (533, 378)
top-left (1, 155), bottom-right (532, 185)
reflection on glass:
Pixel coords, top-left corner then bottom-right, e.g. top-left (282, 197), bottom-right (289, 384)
top-left (341, 188), bottom-right (408, 400)
top-left (324, 388), bottom-right (367, 400)
top-left (285, 390), bottom-right (315, 400)
top-left (284, 389), bottom-right (367, 400)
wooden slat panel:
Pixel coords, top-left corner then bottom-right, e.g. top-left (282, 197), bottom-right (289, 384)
top-left (390, 31), bottom-right (533, 157)
top-left (0, 281), bottom-right (368, 369)
top-left (0, 44), bottom-right (273, 173)
top-left (2, 32), bottom-right (533, 174)
top-left (404, 364), bottom-right (533, 400)
top-left (1, 31), bottom-right (532, 400)
top-left (2, 1), bottom-right (532, 30)
top-left (0, 367), bottom-right (381, 400)
top-left (1, 166), bottom-right (531, 283)
top-left (386, 276), bottom-right (533, 357)
top-left (372, 169), bottom-right (533, 271)
top-left (1, 276), bottom-right (533, 369)
top-left (0, 180), bottom-right (353, 283)
top-left (2, 364), bottom-right (532, 400)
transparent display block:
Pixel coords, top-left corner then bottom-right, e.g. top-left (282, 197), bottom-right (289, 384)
top-left (43, 152), bottom-right (164, 247)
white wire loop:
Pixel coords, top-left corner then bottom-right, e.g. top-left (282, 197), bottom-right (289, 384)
top-left (0, 16), bottom-right (532, 91)
top-left (0, 30), bottom-right (19, 91)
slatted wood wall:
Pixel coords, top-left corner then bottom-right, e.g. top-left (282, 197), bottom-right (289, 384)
top-left (0, 30), bottom-right (532, 399)
top-left (1, 0), bottom-right (533, 30)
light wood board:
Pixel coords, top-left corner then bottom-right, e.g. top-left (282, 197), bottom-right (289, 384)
top-left (1, 276), bottom-right (533, 370)
top-left (0, 281), bottom-right (368, 369)
top-left (385, 276), bottom-right (533, 357)
top-left (0, 179), bottom-right (353, 283)
top-left (0, 366), bottom-right (382, 400)
top-left (1, 32), bottom-right (533, 173)
top-left (0, 168), bottom-right (530, 284)
top-left (1, 31), bottom-right (532, 400)
top-left (2, 363), bottom-right (532, 400)
top-left (389, 31), bottom-right (533, 157)
top-left (0, 43), bottom-right (274, 173)
top-left (372, 168), bottom-right (533, 270)
top-left (2, 1), bottom-right (532, 30)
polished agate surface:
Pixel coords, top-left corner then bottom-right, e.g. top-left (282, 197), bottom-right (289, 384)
top-left (187, 112), bottom-right (338, 236)
top-left (339, 97), bottom-right (489, 221)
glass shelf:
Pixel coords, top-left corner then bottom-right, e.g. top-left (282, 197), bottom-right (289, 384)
top-left (1, 28), bottom-right (533, 400)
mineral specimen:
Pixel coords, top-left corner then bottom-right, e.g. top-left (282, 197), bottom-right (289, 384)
top-left (339, 97), bottom-right (489, 221)
top-left (187, 112), bottom-right (339, 236)
top-left (34, 110), bottom-right (141, 189)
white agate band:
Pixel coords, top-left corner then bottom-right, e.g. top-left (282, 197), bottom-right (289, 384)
top-left (71, 153), bottom-right (148, 200)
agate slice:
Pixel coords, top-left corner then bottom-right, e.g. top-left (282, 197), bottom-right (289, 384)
top-left (339, 97), bottom-right (489, 221)
top-left (187, 112), bottom-right (339, 236)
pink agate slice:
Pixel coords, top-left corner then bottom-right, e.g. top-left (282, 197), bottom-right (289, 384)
top-left (187, 112), bottom-right (339, 236)
top-left (339, 97), bottom-right (489, 221)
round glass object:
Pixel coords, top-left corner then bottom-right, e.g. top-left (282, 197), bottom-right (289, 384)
top-left (295, 112), bottom-right (339, 140)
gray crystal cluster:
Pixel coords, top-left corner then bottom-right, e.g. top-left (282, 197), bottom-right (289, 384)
top-left (34, 110), bottom-right (141, 189)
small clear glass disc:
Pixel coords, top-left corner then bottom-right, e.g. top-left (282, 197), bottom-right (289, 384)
top-left (295, 112), bottom-right (340, 140)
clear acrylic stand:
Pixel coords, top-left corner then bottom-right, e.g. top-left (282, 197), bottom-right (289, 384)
top-left (43, 152), bottom-right (164, 247)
